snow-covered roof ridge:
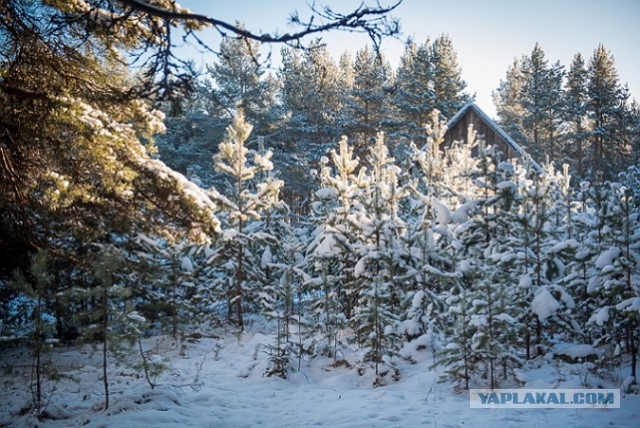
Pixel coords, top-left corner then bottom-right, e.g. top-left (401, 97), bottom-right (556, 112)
top-left (446, 102), bottom-right (544, 174)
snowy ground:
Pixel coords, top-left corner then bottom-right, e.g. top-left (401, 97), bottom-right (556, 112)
top-left (1, 329), bottom-right (638, 427)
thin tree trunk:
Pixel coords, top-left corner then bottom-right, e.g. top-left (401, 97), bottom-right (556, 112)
top-left (34, 293), bottom-right (42, 408)
top-left (102, 286), bottom-right (109, 410)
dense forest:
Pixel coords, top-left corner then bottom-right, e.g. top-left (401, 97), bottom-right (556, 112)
top-left (1, 0), bottom-right (639, 415)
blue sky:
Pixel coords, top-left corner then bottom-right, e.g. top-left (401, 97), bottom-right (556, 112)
top-left (179, 0), bottom-right (639, 117)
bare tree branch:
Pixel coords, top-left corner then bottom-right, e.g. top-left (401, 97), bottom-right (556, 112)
top-left (118, 0), bottom-right (402, 49)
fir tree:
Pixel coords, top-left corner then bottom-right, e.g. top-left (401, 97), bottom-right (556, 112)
top-left (207, 111), bottom-right (283, 331)
top-left (429, 35), bottom-right (471, 119)
top-left (302, 137), bottom-right (364, 360)
top-left (80, 243), bottom-right (149, 411)
top-left (586, 45), bottom-right (626, 179)
top-left (9, 250), bottom-right (55, 411)
top-left (586, 177), bottom-right (640, 378)
top-left (563, 53), bottom-right (591, 179)
top-left (207, 24), bottom-right (278, 134)
top-left (493, 58), bottom-right (528, 147)
top-left (261, 206), bottom-right (305, 378)
top-left (351, 133), bottom-right (404, 386)
top-left (347, 46), bottom-right (394, 152)
top-left (519, 43), bottom-right (565, 164)
top-left (393, 39), bottom-right (436, 144)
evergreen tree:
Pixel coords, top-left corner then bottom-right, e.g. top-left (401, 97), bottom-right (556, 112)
top-left (615, 167), bottom-right (640, 380)
top-left (78, 244), bottom-right (149, 410)
top-left (429, 35), bottom-right (470, 118)
top-left (279, 43), bottom-right (342, 145)
top-left (155, 81), bottom-right (230, 188)
top-left (518, 44), bottom-right (565, 163)
top-left (207, 25), bottom-right (279, 134)
top-left (303, 137), bottom-right (365, 360)
top-left (9, 250), bottom-right (55, 411)
top-left (351, 133), bottom-right (404, 386)
top-left (260, 205), bottom-right (305, 378)
top-left (0, 0), bottom-right (222, 286)
top-left (627, 101), bottom-right (640, 167)
top-left (400, 111), bottom-right (453, 344)
top-left (278, 43), bottom-right (342, 195)
top-left (493, 58), bottom-right (528, 146)
top-left (586, 177), bottom-right (640, 378)
top-left (347, 46), bottom-right (394, 152)
top-left (207, 111), bottom-right (283, 331)
top-left (563, 53), bottom-right (591, 179)
top-left (393, 40), bottom-right (425, 143)
top-left (586, 44), bottom-right (626, 179)
top-left (393, 37), bottom-right (470, 144)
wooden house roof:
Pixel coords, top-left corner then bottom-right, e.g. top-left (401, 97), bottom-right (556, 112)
top-left (444, 102), bottom-right (543, 174)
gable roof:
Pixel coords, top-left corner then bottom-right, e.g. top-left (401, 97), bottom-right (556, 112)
top-left (445, 102), bottom-right (544, 174)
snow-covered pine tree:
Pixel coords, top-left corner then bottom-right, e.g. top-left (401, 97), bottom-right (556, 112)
top-left (493, 59), bottom-right (528, 147)
top-left (429, 35), bottom-right (471, 119)
top-left (256, 194), bottom-right (309, 378)
top-left (351, 132), bottom-right (404, 386)
top-left (615, 166), bottom-right (640, 380)
top-left (8, 250), bottom-right (55, 411)
top-left (471, 156), bottom-right (523, 388)
top-left (443, 137), bottom-right (525, 388)
top-left (206, 24), bottom-right (278, 134)
top-left (400, 111), bottom-right (456, 347)
top-left (586, 176), bottom-right (640, 378)
top-left (347, 46), bottom-right (394, 152)
top-left (80, 243), bottom-right (148, 410)
top-left (135, 237), bottom-right (209, 339)
top-left (586, 45), bottom-right (627, 179)
top-left (558, 178), bottom-right (608, 347)
top-left (563, 53), bottom-right (591, 179)
top-left (206, 111), bottom-right (283, 331)
top-left (303, 225), bottom-right (348, 361)
top-left (302, 137), bottom-right (364, 362)
top-left (519, 43), bottom-right (565, 164)
top-left (509, 163), bottom-right (582, 365)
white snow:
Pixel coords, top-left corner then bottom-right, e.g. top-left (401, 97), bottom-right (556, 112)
top-left (496, 180), bottom-right (516, 190)
top-left (315, 187), bottom-right (338, 199)
top-left (1, 329), bottom-right (638, 427)
top-left (354, 256), bottom-right (367, 278)
top-left (623, 376), bottom-right (636, 393)
top-left (554, 344), bottom-right (599, 360)
top-left (589, 306), bottom-right (610, 326)
top-left (180, 256), bottom-right (194, 273)
top-left (261, 246), bottom-right (272, 269)
top-left (313, 234), bottom-right (338, 257)
top-left (519, 274), bottom-right (532, 289)
top-left (617, 297), bottom-right (640, 314)
top-left (458, 259), bottom-right (471, 272)
top-left (531, 287), bottom-right (560, 321)
top-left (498, 161), bottom-right (515, 172)
top-left (549, 239), bottom-right (580, 253)
top-left (494, 313), bottom-right (516, 324)
top-left (431, 198), bottom-right (451, 225)
top-left (595, 247), bottom-right (621, 269)
top-left (127, 311), bottom-right (146, 324)
top-left (451, 200), bottom-right (476, 224)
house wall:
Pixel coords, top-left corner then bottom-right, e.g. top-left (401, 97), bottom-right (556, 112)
top-left (444, 109), bottom-right (517, 160)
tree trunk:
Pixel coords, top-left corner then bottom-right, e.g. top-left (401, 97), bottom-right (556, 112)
top-left (102, 286), bottom-right (109, 410)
